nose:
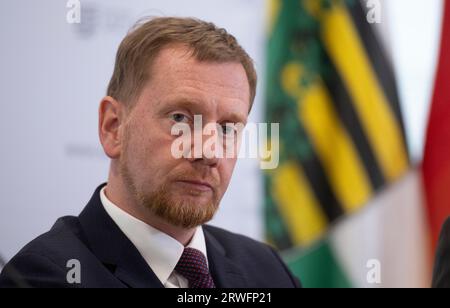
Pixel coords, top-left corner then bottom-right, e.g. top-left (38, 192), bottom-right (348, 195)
top-left (199, 144), bottom-right (220, 167)
top-left (187, 124), bottom-right (224, 167)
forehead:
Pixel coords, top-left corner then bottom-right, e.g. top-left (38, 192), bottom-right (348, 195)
top-left (143, 45), bottom-right (251, 116)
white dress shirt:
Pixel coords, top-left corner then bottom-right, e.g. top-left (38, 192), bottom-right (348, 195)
top-left (100, 187), bottom-right (208, 288)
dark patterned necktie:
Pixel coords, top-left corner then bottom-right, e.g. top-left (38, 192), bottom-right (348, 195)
top-left (175, 247), bottom-right (216, 288)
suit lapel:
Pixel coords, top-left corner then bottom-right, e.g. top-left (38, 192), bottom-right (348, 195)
top-left (78, 184), bottom-right (163, 288)
top-left (79, 184), bottom-right (250, 288)
top-left (203, 227), bottom-right (248, 288)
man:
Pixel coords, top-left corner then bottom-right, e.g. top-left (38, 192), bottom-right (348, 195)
top-left (432, 217), bottom-right (450, 288)
top-left (0, 17), bottom-right (300, 288)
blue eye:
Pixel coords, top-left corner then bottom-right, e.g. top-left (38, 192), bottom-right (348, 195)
top-left (171, 113), bottom-right (188, 123)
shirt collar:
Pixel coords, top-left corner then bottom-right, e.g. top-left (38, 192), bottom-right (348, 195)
top-left (99, 187), bottom-right (207, 285)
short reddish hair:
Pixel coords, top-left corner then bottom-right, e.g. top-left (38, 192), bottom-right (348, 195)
top-left (107, 17), bottom-right (257, 111)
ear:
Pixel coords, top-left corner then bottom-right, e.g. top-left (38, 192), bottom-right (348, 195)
top-left (98, 96), bottom-right (126, 159)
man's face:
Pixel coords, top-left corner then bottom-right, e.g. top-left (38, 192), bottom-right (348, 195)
top-left (119, 46), bottom-right (250, 229)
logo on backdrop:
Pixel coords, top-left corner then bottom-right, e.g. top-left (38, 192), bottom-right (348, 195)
top-left (65, 0), bottom-right (133, 39)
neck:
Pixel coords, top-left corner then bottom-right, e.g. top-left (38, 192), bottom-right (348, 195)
top-left (105, 165), bottom-right (196, 246)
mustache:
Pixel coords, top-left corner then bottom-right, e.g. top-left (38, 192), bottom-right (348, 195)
top-left (170, 170), bottom-right (220, 188)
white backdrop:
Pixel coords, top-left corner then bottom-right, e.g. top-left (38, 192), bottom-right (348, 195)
top-left (0, 0), bottom-right (442, 269)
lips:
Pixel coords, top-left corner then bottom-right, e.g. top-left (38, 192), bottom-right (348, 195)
top-left (176, 180), bottom-right (214, 192)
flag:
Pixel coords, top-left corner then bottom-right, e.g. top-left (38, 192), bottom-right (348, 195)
top-left (422, 0), bottom-right (450, 251)
top-left (265, 0), bottom-right (411, 287)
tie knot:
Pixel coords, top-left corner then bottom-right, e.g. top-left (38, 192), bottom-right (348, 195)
top-left (175, 248), bottom-right (215, 288)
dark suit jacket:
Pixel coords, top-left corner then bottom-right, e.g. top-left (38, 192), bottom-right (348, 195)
top-left (0, 184), bottom-right (300, 288)
top-left (432, 217), bottom-right (450, 288)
